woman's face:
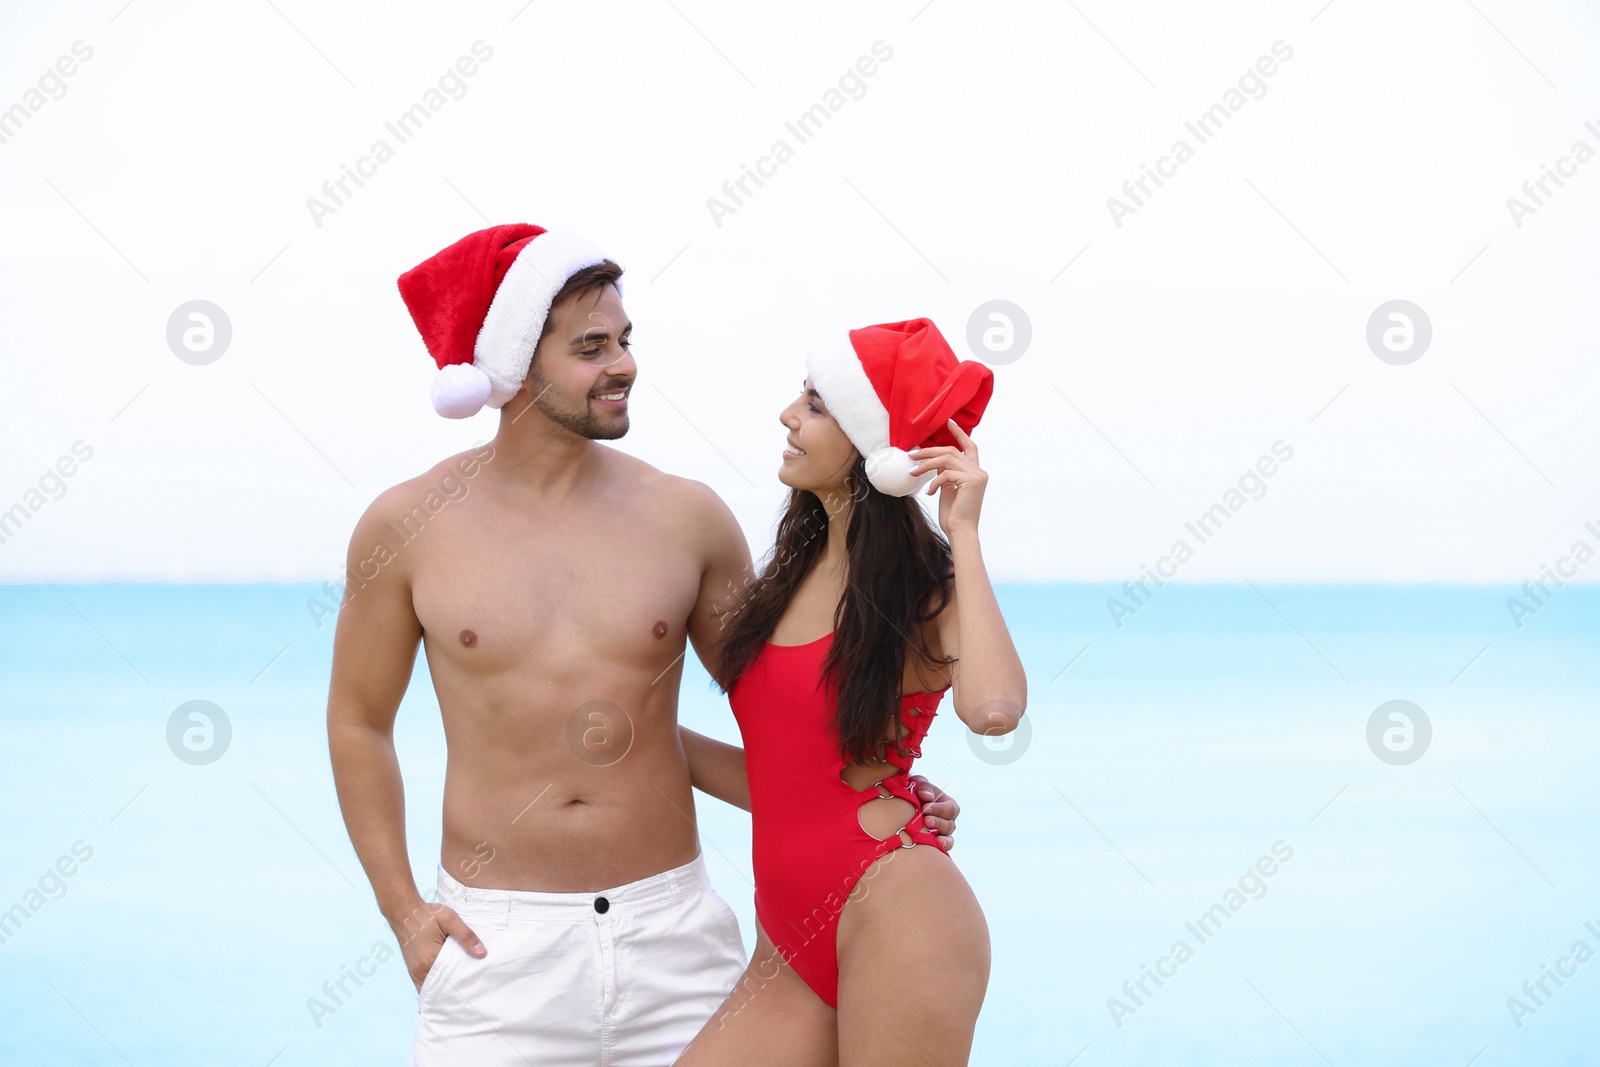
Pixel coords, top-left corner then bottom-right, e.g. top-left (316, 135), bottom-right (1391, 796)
top-left (778, 379), bottom-right (858, 494)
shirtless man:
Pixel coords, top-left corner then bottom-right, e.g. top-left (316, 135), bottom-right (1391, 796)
top-left (325, 224), bottom-right (959, 1066)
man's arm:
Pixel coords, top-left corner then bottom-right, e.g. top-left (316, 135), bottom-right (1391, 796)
top-left (326, 486), bottom-right (483, 989)
top-left (682, 480), bottom-right (756, 690)
top-left (679, 726), bottom-right (750, 811)
top-left (675, 481), bottom-right (756, 812)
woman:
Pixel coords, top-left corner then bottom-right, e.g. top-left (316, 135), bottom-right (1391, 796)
top-left (678, 318), bottom-right (1028, 1066)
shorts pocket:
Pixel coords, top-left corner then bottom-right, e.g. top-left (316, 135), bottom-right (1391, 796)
top-left (417, 936), bottom-right (460, 1008)
top-left (707, 891), bottom-right (748, 965)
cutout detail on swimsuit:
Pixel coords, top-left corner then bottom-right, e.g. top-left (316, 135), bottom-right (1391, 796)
top-left (857, 794), bottom-right (917, 840)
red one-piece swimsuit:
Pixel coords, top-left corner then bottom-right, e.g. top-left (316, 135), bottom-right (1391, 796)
top-left (728, 632), bottom-right (950, 1008)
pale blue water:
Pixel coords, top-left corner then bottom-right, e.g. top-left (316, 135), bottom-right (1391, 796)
top-left (1, 583), bottom-right (1596, 1066)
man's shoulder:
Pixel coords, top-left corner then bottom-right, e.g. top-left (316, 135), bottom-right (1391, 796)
top-left (597, 449), bottom-right (745, 565)
top-left (600, 447), bottom-right (730, 516)
top-left (358, 446), bottom-right (495, 526)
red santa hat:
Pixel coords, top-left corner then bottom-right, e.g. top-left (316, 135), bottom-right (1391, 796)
top-left (397, 223), bottom-right (619, 418)
top-left (805, 318), bottom-right (994, 497)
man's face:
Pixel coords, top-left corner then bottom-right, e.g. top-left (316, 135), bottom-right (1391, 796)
top-left (523, 285), bottom-right (635, 439)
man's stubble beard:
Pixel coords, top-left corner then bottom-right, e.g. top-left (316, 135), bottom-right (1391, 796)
top-left (526, 359), bottom-right (630, 441)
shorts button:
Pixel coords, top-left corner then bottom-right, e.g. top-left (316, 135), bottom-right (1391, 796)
top-left (594, 896), bottom-right (610, 914)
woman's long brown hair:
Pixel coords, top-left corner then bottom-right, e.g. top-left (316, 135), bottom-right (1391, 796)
top-left (715, 455), bottom-right (954, 765)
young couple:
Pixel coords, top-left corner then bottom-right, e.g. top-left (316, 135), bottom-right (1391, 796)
top-left (325, 223), bottom-right (1026, 1067)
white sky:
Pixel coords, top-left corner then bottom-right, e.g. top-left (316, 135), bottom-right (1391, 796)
top-left (1, 0), bottom-right (1596, 583)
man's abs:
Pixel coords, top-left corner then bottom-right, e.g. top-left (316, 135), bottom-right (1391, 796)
top-left (435, 704), bottom-right (701, 892)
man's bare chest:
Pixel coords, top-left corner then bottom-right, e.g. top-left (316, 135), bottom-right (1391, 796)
top-left (406, 499), bottom-right (703, 678)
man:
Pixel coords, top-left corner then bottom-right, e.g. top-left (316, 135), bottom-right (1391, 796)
top-left (326, 224), bottom-right (960, 1066)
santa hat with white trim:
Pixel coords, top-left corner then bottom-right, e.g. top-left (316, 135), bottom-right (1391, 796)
top-left (397, 223), bottom-right (620, 418)
top-left (806, 318), bottom-right (994, 497)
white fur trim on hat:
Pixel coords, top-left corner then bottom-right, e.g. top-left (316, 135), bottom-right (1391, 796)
top-left (806, 334), bottom-right (887, 455)
top-left (864, 446), bottom-right (933, 497)
top-left (473, 229), bottom-right (614, 409)
top-left (431, 362), bottom-right (494, 419)
top-left (805, 334), bottom-right (932, 497)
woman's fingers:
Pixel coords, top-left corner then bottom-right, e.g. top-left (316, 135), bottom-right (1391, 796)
top-left (945, 418), bottom-right (978, 461)
top-left (908, 450), bottom-right (960, 472)
top-left (909, 452), bottom-right (976, 477)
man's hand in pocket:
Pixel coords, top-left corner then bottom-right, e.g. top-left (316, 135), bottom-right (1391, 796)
top-left (389, 898), bottom-right (487, 992)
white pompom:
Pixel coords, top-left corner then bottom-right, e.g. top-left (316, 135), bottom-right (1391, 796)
top-left (431, 362), bottom-right (492, 419)
top-left (864, 446), bottom-right (931, 497)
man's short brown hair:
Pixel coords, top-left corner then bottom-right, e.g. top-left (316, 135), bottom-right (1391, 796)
top-left (537, 259), bottom-right (625, 345)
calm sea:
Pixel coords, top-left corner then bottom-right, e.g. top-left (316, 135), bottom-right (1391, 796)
top-left (1, 583), bottom-right (1596, 1065)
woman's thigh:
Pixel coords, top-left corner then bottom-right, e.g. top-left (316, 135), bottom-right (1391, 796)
top-left (835, 845), bottom-right (991, 1067)
top-left (674, 921), bottom-right (839, 1067)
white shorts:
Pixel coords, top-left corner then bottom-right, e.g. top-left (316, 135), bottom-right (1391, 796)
top-left (411, 852), bottom-right (747, 1067)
